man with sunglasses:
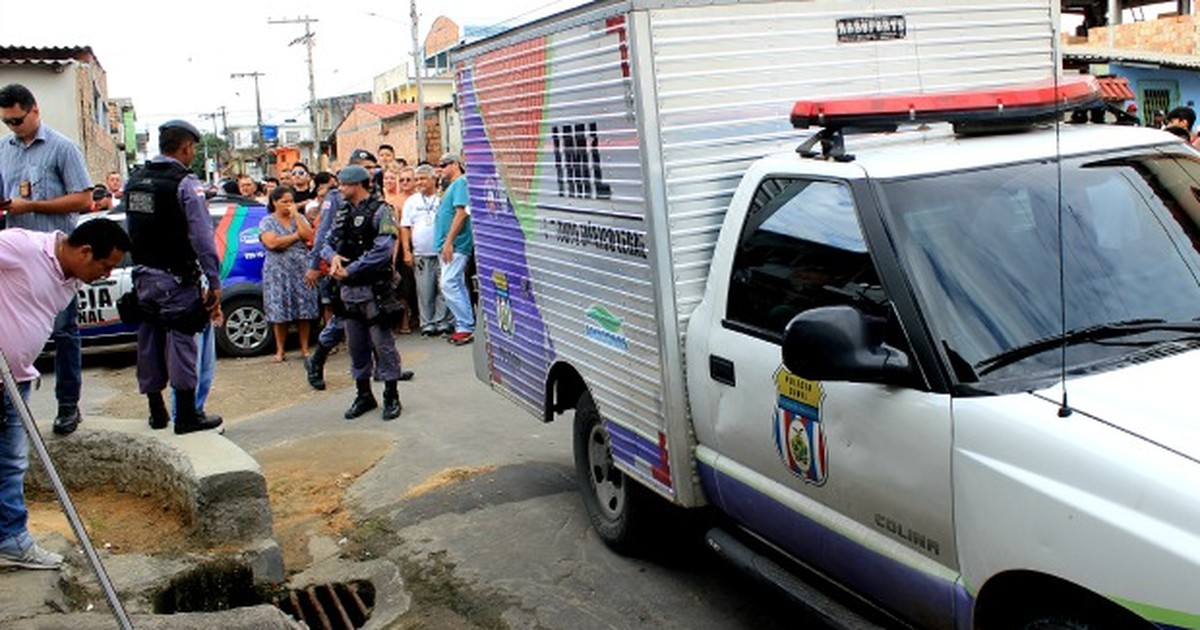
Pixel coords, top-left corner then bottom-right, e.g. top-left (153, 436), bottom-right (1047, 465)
top-left (291, 162), bottom-right (315, 205)
top-left (0, 84), bottom-right (94, 436)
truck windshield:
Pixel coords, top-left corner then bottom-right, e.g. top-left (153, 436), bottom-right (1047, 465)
top-left (879, 149), bottom-right (1200, 382)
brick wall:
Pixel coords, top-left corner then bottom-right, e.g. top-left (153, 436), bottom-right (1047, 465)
top-left (71, 63), bottom-right (118, 185)
top-left (1087, 15), bottom-right (1199, 55)
top-left (334, 106), bottom-right (432, 168)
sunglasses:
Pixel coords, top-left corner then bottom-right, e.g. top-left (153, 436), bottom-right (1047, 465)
top-left (2, 113), bottom-right (27, 127)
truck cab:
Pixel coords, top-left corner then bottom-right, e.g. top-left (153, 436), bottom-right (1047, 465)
top-left (686, 91), bottom-right (1200, 628)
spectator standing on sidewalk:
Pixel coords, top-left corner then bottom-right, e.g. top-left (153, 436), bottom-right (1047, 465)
top-left (401, 164), bottom-right (454, 336)
top-left (435, 153), bottom-right (475, 345)
top-left (125, 120), bottom-right (224, 435)
top-left (384, 164), bottom-right (418, 334)
top-left (260, 185), bottom-right (317, 362)
top-left (0, 83), bottom-right (95, 436)
top-left (0, 218), bottom-right (129, 569)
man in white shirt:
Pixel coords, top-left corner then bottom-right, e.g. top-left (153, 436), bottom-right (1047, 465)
top-left (399, 164), bottom-right (454, 336)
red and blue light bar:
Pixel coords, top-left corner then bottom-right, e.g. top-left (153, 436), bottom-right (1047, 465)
top-left (790, 75), bottom-right (1102, 129)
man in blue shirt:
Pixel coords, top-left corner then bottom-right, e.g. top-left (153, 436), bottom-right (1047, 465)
top-left (434, 153), bottom-right (474, 346)
top-left (0, 84), bottom-right (94, 435)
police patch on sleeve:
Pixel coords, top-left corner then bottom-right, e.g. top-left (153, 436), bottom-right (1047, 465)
top-left (772, 367), bottom-right (828, 486)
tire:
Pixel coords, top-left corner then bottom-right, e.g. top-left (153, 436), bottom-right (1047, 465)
top-left (573, 391), bottom-right (655, 554)
top-left (216, 295), bottom-right (272, 357)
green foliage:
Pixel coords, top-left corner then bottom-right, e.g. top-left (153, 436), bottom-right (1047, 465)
top-left (189, 133), bottom-right (229, 176)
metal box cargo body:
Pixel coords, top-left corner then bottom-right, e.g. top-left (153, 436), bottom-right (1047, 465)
top-left (455, 0), bottom-right (1057, 506)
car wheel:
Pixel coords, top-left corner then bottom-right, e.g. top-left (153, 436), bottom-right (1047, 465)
top-left (573, 391), bottom-right (655, 554)
top-left (216, 295), bottom-right (272, 357)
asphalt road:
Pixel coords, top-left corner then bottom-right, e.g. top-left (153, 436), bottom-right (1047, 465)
top-left (44, 336), bottom-right (850, 629)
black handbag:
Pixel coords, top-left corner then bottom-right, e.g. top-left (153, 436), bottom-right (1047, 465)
top-left (115, 290), bottom-right (143, 325)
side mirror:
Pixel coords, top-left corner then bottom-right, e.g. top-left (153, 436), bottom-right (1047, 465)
top-left (782, 306), bottom-right (911, 384)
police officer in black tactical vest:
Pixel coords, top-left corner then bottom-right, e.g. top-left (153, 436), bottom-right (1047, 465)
top-left (320, 164), bottom-right (405, 420)
top-left (124, 120), bottom-right (223, 434)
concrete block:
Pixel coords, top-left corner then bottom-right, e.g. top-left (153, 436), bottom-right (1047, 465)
top-left (27, 419), bottom-right (274, 546)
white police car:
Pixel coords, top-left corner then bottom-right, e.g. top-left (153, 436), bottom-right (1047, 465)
top-left (75, 194), bottom-right (272, 357)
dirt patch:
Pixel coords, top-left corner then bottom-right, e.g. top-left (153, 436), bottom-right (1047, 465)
top-left (404, 466), bottom-right (496, 499)
top-left (252, 431), bottom-right (395, 573)
top-left (86, 350), bottom-right (360, 422)
top-left (26, 486), bottom-right (191, 555)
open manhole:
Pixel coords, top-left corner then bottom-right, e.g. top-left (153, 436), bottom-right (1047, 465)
top-left (275, 580), bottom-right (376, 630)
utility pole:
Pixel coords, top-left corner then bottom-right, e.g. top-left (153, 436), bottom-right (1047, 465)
top-left (269, 15), bottom-right (320, 163)
top-left (231, 71), bottom-right (266, 175)
top-left (410, 0), bottom-right (427, 162)
top-left (199, 111), bottom-right (222, 183)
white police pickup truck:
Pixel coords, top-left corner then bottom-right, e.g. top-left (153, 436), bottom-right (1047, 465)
top-left (457, 1), bottom-right (1200, 627)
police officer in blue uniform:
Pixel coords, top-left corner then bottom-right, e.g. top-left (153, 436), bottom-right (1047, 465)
top-left (321, 165), bottom-right (405, 420)
top-left (125, 120), bottom-right (223, 434)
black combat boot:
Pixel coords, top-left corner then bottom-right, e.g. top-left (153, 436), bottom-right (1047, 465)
top-left (174, 389), bottom-right (223, 435)
top-left (344, 379), bottom-right (378, 419)
top-left (147, 392), bottom-right (169, 430)
top-left (305, 344), bottom-right (330, 391)
top-left (382, 380), bottom-right (402, 421)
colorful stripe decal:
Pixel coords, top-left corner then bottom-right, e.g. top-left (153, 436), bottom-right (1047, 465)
top-left (697, 459), bottom-right (962, 629)
top-left (607, 421), bottom-right (672, 492)
top-left (1114, 598), bottom-right (1200, 630)
top-left (214, 205), bottom-right (247, 282)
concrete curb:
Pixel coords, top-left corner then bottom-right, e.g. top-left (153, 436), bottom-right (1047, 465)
top-left (28, 419), bottom-right (273, 547)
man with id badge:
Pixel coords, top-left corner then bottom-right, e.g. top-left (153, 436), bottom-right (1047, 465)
top-left (0, 84), bottom-right (94, 436)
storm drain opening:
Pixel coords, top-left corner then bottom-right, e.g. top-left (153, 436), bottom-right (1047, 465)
top-left (153, 559), bottom-right (265, 614)
top-left (275, 580), bottom-right (376, 630)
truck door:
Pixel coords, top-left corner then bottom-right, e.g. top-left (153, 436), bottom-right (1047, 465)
top-left (701, 176), bottom-right (960, 628)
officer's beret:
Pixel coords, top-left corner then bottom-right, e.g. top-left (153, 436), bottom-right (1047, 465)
top-left (158, 119), bottom-right (202, 142)
top-left (338, 164), bottom-right (371, 184)
top-left (349, 149), bottom-right (376, 164)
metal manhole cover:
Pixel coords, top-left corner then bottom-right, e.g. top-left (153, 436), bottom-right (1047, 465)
top-left (275, 579), bottom-right (376, 630)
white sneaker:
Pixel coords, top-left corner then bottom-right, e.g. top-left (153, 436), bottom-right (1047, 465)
top-left (0, 542), bottom-right (64, 570)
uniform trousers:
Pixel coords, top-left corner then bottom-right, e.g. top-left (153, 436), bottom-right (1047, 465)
top-left (134, 272), bottom-right (201, 393)
top-left (342, 293), bottom-right (402, 382)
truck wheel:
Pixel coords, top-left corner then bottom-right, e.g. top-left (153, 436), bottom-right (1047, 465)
top-left (216, 295), bottom-right (272, 357)
top-left (573, 392), bottom-right (652, 554)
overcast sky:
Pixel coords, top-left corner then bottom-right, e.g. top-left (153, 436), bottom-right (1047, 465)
top-left (3, 0), bottom-right (585, 134)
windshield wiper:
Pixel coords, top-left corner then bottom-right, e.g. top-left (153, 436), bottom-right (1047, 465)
top-left (974, 318), bottom-right (1200, 377)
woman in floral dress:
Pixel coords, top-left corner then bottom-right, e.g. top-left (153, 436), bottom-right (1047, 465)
top-left (259, 186), bottom-right (317, 362)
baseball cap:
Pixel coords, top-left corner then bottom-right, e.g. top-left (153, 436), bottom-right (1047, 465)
top-left (338, 165), bottom-right (371, 184)
top-left (159, 119), bottom-right (202, 142)
top-left (349, 149), bottom-right (376, 164)
top-left (438, 153), bottom-right (462, 167)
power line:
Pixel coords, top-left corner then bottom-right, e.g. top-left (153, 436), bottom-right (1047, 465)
top-left (268, 15), bottom-right (320, 155)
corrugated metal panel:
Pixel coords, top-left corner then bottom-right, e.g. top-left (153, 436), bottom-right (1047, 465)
top-left (646, 0), bottom-right (1059, 332)
top-left (460, 7), bottom-right (670, 459)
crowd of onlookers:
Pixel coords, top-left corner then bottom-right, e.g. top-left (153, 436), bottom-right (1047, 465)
top-left (212, 145), bottom-right (474, 361)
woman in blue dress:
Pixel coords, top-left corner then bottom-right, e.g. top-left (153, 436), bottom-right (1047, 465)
top-left (259, 186), bottom-right (317, 362)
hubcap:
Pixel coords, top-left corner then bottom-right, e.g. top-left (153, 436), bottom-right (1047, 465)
top-left (225, 305), bottom-right (268, 352)
top-left (586, 423), bottom-right (625, 519)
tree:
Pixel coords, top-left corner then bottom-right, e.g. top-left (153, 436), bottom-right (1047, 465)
top-left (189, 133), bottom-right (229, 180)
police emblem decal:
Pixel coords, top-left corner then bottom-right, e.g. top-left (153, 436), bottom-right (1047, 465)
top-left (353, 216), bottom-right (365, 227)
top-left (772, 367), bottom-right (829, 486)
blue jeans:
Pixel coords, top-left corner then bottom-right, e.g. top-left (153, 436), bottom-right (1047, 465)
top-left (52, 298), bottom-right (81, 409)
top-left (172, 323), bottom-right (215, 416)
top-left (318, 314), bottom-right (344, 349)
top-left (0, 382), bottom-right (33, 555)
top-left (439, 253), bottom-right (474, 334)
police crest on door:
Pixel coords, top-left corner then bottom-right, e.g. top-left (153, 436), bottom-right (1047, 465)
top-left (772, 367), bottom-right (829, 486)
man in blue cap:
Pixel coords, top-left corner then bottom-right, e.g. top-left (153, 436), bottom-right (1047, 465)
top-left (124, 119), bottom-right (223, 434)
top-left (320, 164), bottom-right (405, 420)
